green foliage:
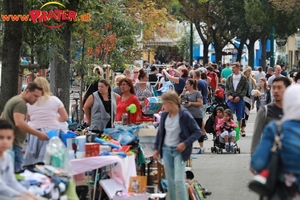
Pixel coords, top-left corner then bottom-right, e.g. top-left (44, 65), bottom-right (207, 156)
top-left (69, 0), bottom-right (141, 84)
top-left (244, 0), bottom-right (299, 38)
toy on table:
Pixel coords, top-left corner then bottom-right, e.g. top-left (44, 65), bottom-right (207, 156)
top-left (142, 97), bottom-right (162, 115)
top-left (94, 138), bottom-right (121, 149)
top-left (122, 104), bottom-right (137, 125)
top-left (100, 134), bottom-right (121, 147)
top-left (126, 104), bottom-right (137, 113)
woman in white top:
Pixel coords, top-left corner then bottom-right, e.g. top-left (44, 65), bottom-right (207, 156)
top-left (23, 77), bottom-right (68, 168)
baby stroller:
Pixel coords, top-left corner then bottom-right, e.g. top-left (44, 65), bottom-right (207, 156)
top-left (204, 103), bottom-right (241, 154)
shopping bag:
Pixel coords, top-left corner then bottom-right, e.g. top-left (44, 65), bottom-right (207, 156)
top-left (234, 122), bottom-right (240, 141)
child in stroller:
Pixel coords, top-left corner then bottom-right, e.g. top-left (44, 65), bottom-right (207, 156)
top-left (216, 109), bottom-right (237, 152)
top-left (205, 103), bottom-right (241, 154)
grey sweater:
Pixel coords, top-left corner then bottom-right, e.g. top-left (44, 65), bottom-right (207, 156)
top-left (0, 151), bottom-right (27, 197)
top-left (90, 91), bottom-right (116, 131)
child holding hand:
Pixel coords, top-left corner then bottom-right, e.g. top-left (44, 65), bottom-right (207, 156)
top-left (216, 109), bottom-right (237, 152)
top-left (0, 119), bottom-right (40, 200)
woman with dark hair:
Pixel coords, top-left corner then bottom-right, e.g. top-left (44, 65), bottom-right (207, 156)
top-left (149, 66), bottom-right (158, 85)
top-left (179, 79), bottom-right (205, 152)
top-left (83, 79), bottom-right (120, 136)
top-left (115, 78), bottom-right (142, 124)
top-left (207, 66), bottom-right (219, 91)
top-left (201, 71), bottom-right (211, 85)
top-left (294, 71), bottom-right (300, 84)
top-left (162, 67), bottom-right (188, 95)
top-left (135, 68), bottom-right (153, 106)
top-left (83, 65), bottom-right (104, 105)
top-left (212, 63), bottom-right (220, 79)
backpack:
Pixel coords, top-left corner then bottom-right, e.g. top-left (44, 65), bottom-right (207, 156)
top-left (204, 115), bottom-right (214, 133)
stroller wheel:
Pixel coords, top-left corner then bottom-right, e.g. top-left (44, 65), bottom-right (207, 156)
top-left (237, 148), bottom-right (241, 154)
top-left (211, 147), bottom-right (214, 153)
top-left (218, 148), bottom-right (223, 154)
top-left (234, 149), bottom-right (237, 154)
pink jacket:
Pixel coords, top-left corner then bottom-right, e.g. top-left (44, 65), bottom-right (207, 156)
top-left (216, 118), bottom-right (237, 135)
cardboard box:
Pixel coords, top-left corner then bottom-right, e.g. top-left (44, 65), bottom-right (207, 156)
top-left (137, 128), bottom-right (157, 143)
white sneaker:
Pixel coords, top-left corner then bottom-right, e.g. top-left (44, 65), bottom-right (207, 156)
top-left (199, 147), bottom-right (205, 154)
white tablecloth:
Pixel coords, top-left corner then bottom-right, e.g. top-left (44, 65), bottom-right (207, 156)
top-left (71, 155), bottom-right (136, 189)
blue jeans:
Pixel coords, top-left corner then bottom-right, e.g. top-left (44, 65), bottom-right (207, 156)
top-left (162, 145), bottom-right (188, 200)
top-left (226, 98), bottom-right (245, 121)
top-left (12, 145), bottom-right (23, 172)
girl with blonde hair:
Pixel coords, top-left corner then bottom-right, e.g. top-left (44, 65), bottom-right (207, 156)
top-left (253, 77), bottom-right (271, 112)
top-left (33, 76), bottom-right (52, 104)
top-left (23, 77), bottom-right (68, 168)
top-left (153, 91), bottom-right (201, 200)
top-left (240, 66), bottom-right (257, 136)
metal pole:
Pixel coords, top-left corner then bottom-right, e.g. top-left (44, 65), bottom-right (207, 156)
top-left (190, 22), bottom-right (193, 66)
top-left (270, 26), bottom-right (275, 68)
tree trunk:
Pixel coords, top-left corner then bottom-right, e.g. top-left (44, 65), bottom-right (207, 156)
top-left (211, 28), bottom-right (227, 64)
top-left (50, 25), bottom-right (71, 115)
top-left (261, 36), bottom-right (267, 71)
top-left (50, 0), bottom-right (79, 115)
top-left (195, 24), bottom-right (210, 64)
top-left (236, 38), bottom-right (246, 63)
top-left (214, 45), bottom-right (223, 64)
top-left (79, 34), bottom-right (86, 123)
top-left (203, 41), bottom-right (209, 64)
top-left (247, 39), bottom-right (256, 69)
top-left (0, 0), bottom-right (24, 113)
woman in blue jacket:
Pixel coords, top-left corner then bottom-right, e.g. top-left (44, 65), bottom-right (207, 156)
top-left (251, 84), bottom-right (300, 199)
top-left (153, 91), bottom-right (202, 200)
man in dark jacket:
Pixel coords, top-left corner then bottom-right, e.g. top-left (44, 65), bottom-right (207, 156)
top-left (225, 62), bottom-right (248, 136)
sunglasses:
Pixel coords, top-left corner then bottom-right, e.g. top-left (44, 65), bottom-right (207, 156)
top-left (134, 71), bottom-right (138, 74)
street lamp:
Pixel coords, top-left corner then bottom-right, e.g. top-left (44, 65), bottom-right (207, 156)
top-left (270, 26), bottom-right (275, 68)
top-left (147, 47), bottom-right (150, 63)
top-left (190, 23), bottom-right (193, 66)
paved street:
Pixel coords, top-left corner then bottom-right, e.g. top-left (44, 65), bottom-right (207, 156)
top-left (191, 110), bottom-right (258, 200)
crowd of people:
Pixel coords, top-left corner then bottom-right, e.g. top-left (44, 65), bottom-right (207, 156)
top-left (1, 59), bottom-right (300, 199)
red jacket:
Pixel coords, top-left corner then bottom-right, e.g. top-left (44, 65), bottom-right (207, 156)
top-left (214, 88), bottom-right (225, 99)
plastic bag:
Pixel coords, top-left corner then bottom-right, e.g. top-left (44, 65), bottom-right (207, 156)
top-left (104, 125), bottom-right (143, 145)
top-left (43, 137), bottom-right (72, 175)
